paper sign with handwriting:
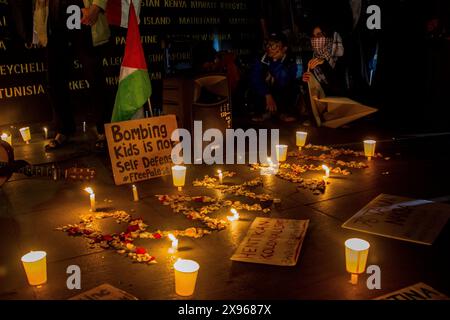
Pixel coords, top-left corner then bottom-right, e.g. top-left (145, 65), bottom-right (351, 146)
top-left (375, 282), bottom-right (448, 300)
top-left (105, 115), bottom-right (178, 185)
top-left (69, 283), bottom-right (138, 300)
top-left (342, 194), bottom-right (450, 245)
top-left (231, 217), bottom-right (309, 266)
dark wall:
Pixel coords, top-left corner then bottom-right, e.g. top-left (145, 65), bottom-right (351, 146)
top-left (0, 0), bottom-right (260, 128)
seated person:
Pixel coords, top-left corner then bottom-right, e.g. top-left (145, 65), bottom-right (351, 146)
top-left (249, 32), bottom-right (298, 122)
top-left (302, 23), bottom-right (346, 96)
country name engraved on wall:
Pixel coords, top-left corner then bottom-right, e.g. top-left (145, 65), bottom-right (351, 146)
top-left (0, 62), bottom-right (47, 76)
top-left (115, 35), bottom-right (158, 46)
top-left (0, 85), bottom-right (45, 99)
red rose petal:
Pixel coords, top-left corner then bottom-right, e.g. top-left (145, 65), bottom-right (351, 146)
top-left (135, 247), bottom-right (146, 254)
top-left (153, 233), bottom-right (162, 239)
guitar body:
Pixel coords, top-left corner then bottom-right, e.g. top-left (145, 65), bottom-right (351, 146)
top-left (0, 140), bottom-right (95, 186)
top-left (0, 140), bottom-right (14, 187)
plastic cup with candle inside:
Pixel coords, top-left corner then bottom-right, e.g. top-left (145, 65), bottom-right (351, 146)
top-left (174, 259), bottom-right (200, 296)
top-left (345, 238), bottom-right (370, 285)
top-left (84, 187), bottom-right (96, 212)
top-left (21, 251), bottom-right (47, 286)
top-left (1, 133), bottom-right (12, 145)
top-left (19, 127), bottom-right (31, 144)
top-left (275, 145), bottom-right (288, 162)
top-left (296, 131), bottom-right (308, 151)
top-left (172, 165), bottom-right (187, 191)
top-left (363, 140), bottom-right (376, 161)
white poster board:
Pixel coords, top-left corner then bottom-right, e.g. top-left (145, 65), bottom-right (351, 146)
top-left (342, 194), bottom-right (450, 245)
top-left (375, 283), bottom-right (448, 300)
top-left (69, 283), bottom-right (138, 300)
top-left (231, 217), bottom-right (309, 266)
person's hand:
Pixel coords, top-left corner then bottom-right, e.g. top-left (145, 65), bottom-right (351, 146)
top-left (307, 58), bottom-right (324, 70)
top-left (302, 71), bottom-right (312, 82)
top-left (81, 5), bottom-right (102, 26)
top-left (266, 95), bottom-right (277, 113)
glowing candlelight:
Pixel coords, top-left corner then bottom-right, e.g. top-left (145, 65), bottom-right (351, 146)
top-left (1, 133), bottom-right (12, 145)
top-left (19, 127), bottom-right (31, 144)
top-left (82, 121), bottom-right (87, 133)
top-left (43, 127), bottom-right (48, 140)
top-left (217, 170), bottom-right (223, 184)
top-left (275, 144), bottom-right (288, 162)
top-left (227, 208), bottom-right (240, 222)
top-left (172, 165), bottom-right (187, 191)
top-left (174, 259), bottom-right (200, 296)
top-left (296, 131), bottom-right (308, 150)
top-left (84, 187), bottom-right (96, 212)
top-left (322, 164), bottom-right (330, 180)
top-left (364, 140), bottom-right (376, 161)
top-left (132, 185), bottom-right (139, 202)
top-left (21, 251), bottom-right (47, 286)
top-left (345, 238), bottom-right (370, 285)
top-left (168, 233), bottom-right (179, 254)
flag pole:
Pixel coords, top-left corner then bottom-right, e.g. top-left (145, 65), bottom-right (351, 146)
top-left (147, 98), bottom-right (154, 117)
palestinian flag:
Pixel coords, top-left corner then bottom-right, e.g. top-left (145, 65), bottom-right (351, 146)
top-left (106, 0), bottom-right (141, 28)
top-left (111, 2), bottom-right (151, 122)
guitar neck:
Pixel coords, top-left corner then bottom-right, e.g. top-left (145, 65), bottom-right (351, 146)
top-left (18, 165), bottom-right (64, 180)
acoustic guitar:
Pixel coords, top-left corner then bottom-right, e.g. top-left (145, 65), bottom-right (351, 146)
top-left (0, 140), bottom-right (95, 187)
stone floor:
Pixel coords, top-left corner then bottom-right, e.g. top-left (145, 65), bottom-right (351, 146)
top-left (1, 120), bottom-right (449, 300)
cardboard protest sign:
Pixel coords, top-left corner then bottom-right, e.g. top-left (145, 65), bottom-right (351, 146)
top-left (375, 283), bottom-right (448, 300)
top-left (105, 115), bottom-right (178, 185)
top-left (308, 75), bottom-right (377, 128)
top-left (69, 283), bottom-right (138, 300)
top-left (231, 217), bottom-right (309, 266)
top-left (342, 194), bottom-right (450, 245)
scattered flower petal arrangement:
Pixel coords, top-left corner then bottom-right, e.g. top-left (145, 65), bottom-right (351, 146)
top-left (57, 172), bottom-right (275, 264)
top-left (251, 144), bottom-right (385, 195)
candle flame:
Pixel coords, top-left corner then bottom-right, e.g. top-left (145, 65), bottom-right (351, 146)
top-left (217, 169), bottom-right (222, 174)
top-left (84, 187), bottom-right (94, 195)
top-left (168, 233), bottom-right (177, 242)
top-left (322, 165), bottom-right (330, 177)
top-left (227, 208), bottom-right (240, 222)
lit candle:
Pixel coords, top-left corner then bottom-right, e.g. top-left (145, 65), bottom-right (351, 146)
top-left (227, 208), bottom-right (240, 222)
top-left (132, 185), bottom-right (139, 202)
top-left (21, 251), bottom-right (47, 286)
top-left (296, 131), bottom-right (308, 151)
top-left (345, 238), bottom-right (370, 285)
top-left (172, 165), bottom-right (187, 191)
top-left (168, 233), bottom-right (179, 254)
top-left (43, 127), bottom-right (48, 140)
top-left (1, 133), bottom-right (12, 145)
top-left (173, 259), bottom-right (200, 296)
top-left (322, 164), bottom-right (330, 181)
top-left (275, 144), bottom-right (288, 162)
top-left (217, 170), bottom-right (223, 184)
top-left (363, 140), bottom-right (376, 161)
top-left (84, 187), bottom-right (96, 212)
top-left (19, 127), bottom-right (31, 144)
top-left (82, 121), bottom-right (87, 133)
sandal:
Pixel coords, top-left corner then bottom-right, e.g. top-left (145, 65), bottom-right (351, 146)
top-left (45, 133), bottom-right (68, 151)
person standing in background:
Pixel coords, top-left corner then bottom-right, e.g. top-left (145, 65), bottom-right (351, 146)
top-left (33, 0), bottom-right (111, 151)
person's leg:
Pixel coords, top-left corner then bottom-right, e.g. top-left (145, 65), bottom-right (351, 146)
top-left (46, 31), bottom-right (76, 140)
top-left (71, 26), bottom-right (110, 145)
top-left (273, 84), bottom-right (298, 122)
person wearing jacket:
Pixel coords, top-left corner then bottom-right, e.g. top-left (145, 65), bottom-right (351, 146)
top-left (32, 0), bottom-right (111, 150)
top-left (249, 32), bottom-right (299, 122)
